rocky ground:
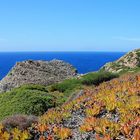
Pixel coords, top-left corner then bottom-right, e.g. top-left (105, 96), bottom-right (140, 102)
top-left (0, 59), bottom-right (77, 93)
top-left (101, 48), bottom-right (140, 73)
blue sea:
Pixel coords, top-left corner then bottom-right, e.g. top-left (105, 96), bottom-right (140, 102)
top-left (0, 52), bottom-right (125, 80)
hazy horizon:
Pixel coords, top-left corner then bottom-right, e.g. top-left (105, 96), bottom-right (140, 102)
top-left (0, 50), bottom-right (127, 53)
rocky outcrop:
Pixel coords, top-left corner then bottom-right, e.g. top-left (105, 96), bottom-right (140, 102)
top-left (0, 59), bottom-right (77, 93)
top-left (100, 48), bottom-right (140, 73)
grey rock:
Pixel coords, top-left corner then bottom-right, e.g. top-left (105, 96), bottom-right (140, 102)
top-left (100, 48), bottom-right (140, 73)
top-left (0, 59), bottom-right (77, 93)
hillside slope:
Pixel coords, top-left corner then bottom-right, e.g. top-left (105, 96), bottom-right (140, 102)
top-left (0, 72), bottom-right (117, 121)
top-left (30, 73), bottom-right (140, 139)
top-left (101, 48), bottom-right (140, 73)
top-left (0, 73), bottom-right (139, 139)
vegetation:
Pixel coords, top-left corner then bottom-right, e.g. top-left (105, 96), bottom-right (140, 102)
top-left (118, 67), bottom-right (140, 75)
top-left (28, 73), bottom-right (139, 139)
top-left (49, 78), bottom-right (81, 93)
top-left (0, 71), bottom-right (139, 139)
top-left (50, 71), bottom-right (118, 92)
top-left (0, 85), bottom-right (63, 120)
top-left (81, 72), bottom-right (118, 85)
top-left (0, 73), bottom-right (139, 139)
top-left (2, 115), bottom-right (38, 130)
top-left (0, 72), bottom-right (119, 122)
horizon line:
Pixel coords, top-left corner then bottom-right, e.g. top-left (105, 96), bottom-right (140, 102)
top-left (0, 51), bottom-right (127, 53)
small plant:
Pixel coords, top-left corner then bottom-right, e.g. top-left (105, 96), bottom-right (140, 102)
top-left (79, 117), bottom-right (97, 132)
top-left (85, 106), bottom-right (101, 117)
top-left (54, 127), bottom-right (72, 140)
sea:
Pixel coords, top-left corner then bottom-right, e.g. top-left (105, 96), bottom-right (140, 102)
top-left (0, 52), bottom-right (125, 80)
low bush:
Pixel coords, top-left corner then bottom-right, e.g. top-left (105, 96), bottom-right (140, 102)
top-left (49, 72), bottom-right (118, 93)
top-left (2, 114), bottom-right (38, 130)
top-left (0, 85), bottom-right (59, 120)
top-left (49, 78), bottom-right (81, 93)
top-left (81, 72), bottom-right (118, 85)
top-left (20, 84), bottom-right (48, 92)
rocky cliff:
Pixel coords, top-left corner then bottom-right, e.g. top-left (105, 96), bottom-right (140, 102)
top-left (100, 48), bottom-right (140, 73)
top-left (0, 59), bottom-right (77, 93)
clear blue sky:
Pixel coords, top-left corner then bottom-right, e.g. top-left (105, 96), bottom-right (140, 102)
top-left (0, 0), bottom-right (140, 52)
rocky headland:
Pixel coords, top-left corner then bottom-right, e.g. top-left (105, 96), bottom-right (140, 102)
top-left (101, 48), bottom-right (140, 73)
top-left (0, 59), bottom-right (77, 93)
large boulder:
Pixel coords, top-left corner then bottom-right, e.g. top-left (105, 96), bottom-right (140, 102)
top-left (100, 48), bottom-right (140, 73)
top-left (0, 59), bottom-right (77, 93)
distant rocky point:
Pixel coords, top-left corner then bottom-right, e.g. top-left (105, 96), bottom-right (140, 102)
top-left (101, 48), bottom-right (140, 73)
top-left (0, 59), bottom-right (77, 93)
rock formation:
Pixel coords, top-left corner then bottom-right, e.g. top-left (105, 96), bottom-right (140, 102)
top-left (0, 59), bottom-right (77, 93)
top-left (100, 48), bottom-right (140, 73)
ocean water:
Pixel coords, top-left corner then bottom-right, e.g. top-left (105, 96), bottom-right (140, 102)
top-left (0, 52), bottom-right (125, 80)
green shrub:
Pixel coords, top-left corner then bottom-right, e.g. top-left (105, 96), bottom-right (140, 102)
top-left (20, 84), bottom-right (48, 92)
top-left (81, 72), bottom-right (118, 85)
top-left (49, 72), bottom-right (118, 93)
top-left (50, 78), bottom-right (81, 93)
top-left (0, 85), bottom-right (58, 120)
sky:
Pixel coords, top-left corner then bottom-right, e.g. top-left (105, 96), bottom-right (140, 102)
top-left (0, 0), bottom-right (140, 52)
